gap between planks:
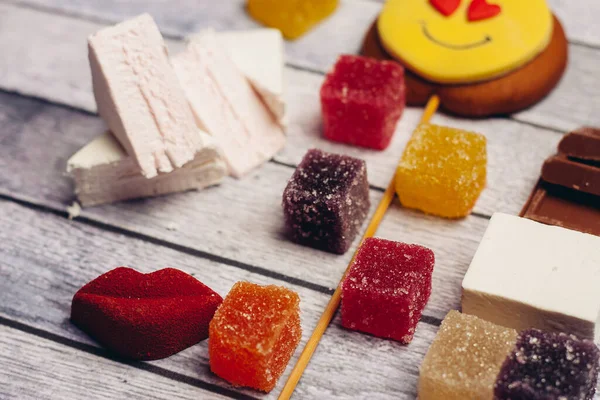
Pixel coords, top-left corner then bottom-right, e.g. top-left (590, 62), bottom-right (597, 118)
top-left (0, 199), bottom-right (441, 398)
top-left (0, 82), bottom-right (546, 221)
top-left (0, 316), bottom-right (257, 400)
top-left (4, 0), bottom-right (600, 52)
top-left (0, 1), bottom-right (590, 398)
top-left (0, 194), bottom-right (445, 325)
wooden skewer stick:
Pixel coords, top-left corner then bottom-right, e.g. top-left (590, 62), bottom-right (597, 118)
top-left (278, 95), bottom-right (441, 400)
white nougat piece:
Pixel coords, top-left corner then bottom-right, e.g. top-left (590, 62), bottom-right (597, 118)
top-left (67, 131), bottom-right (226, 207)
top-left (172, 30), bottom-right (286, 178)
top-left (462, 213), bottom-right (600, 341)
top-left (216, 29), bottom-right (286, 125)
top-left (89, 14), bottom-right (202, 178)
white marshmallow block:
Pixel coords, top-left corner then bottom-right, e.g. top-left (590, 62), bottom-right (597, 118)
top-left (172, 30), bottom-right (286, 178)
top-left (67, 131), bottom-right (226, 207)
top-left (216, 28), bottom-right (286, 126)
top-left (89, 14), bottom-right (203, 178)
top-left (462, 213), bottom-right (600, 341)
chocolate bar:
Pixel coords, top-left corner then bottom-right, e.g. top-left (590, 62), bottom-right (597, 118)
top-left (521, 127), bottom-right (600, 236)
top-left (520, 180), bottom-right (600, 237)
top-left (558, 127), bottom-right (600, 162)
top-left (542, 154), bottom-right (600, 196)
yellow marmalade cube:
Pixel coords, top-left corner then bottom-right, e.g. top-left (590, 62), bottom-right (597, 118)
top-left (396, 124), bottom-right (487, 218)
top-left (247, 0), bottom-right (338, 40)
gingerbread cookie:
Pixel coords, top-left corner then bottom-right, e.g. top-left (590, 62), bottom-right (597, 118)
top-left (362, 1), bottom-right (568, 117)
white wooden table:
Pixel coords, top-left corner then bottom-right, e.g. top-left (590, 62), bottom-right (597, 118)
top-left (0, 1), bottom-right (598, 399)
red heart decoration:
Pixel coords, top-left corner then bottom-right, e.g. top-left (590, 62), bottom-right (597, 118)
top-left (71, 267), bottom-right (223, 360)
top-left (468, 0), bottom-right (501, 21)
top-left (429, 0), bottom-right (461, 17)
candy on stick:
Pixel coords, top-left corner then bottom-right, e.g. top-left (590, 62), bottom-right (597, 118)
top-left (278, 96), bottom-right (440, 400)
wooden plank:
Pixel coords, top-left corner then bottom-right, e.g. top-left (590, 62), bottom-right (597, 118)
top-left (0, 324), bottom-right (229, 400)
top-left (0, 91), bottom-right (375, 294)
top-left (9, 0), bottom-right (600, 49)
top-left (0, 2), bottom-right (553, 322)
top-left (0, 2), bottom-right (562, 215)
top-left (0, 199), bottom-right (440, 399)
top-left (0, 0), bottom-right (600, 136)
top-left (1, 2), bottom-right (599, 138)
top-left (513, 44), bottom-right (600, 132)
top-left (0, 86), bottom-right (510, 321)
top-left (0, 0), bottom-right (379, 76)
top-left (545, 0), bottom-right (600, 47)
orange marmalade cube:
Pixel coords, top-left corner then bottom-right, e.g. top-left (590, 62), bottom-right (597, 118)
top-left (396, 124), bottom-right (487, 218)
top-left (247, 0), bottom-right (338, 40)
top-left (209, 282), bottom-right (302, 392)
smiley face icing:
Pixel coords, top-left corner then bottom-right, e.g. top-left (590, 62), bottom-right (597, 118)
top-left (378, 0), bottom-right (553, 84)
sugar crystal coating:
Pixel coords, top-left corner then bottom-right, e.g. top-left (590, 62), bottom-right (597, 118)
top-left (209, 281), bottom-right (302, 393)
top-left (419, 311), bottom-right (517, 400)
top-left (282, 149), bottom-right (370, 254)
top-left (340, 237), bottom-right (434, 343)
top-left (396, 124), bottom-right (487, 218)
top-left (247, 0), bottom-right (338, 40)
top-left (321, 55), bottom-right (406, 150)
top-left (495, 329), bottom-right (600, 400)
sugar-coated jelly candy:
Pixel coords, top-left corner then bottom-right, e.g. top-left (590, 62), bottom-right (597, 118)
top-left (321, 55), bottom-right (406, 150)
top-left (419, 311), bottom-right (517, 400)
top-left (209, 282), bottom-right (302, 392)
top-left (340, 238), bottom-right (434, 343)
top-left (396, 124), bottom-right (487, 218)
top-left (247, 0), bottom-right (338, 40)
top-left (282, 149), bottom-right (370, 254)
top-left (495, 329), bottom-right (600, 400)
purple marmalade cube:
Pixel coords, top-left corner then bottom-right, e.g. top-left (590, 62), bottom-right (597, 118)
top-left (495, 329), bottom-right (600, 400)
top-left (341, 237), bottom-right (435, 343)
top-left (282, 149), bottom-right (370, 254)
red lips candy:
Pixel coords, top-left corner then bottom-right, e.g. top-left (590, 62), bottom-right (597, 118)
top-left (71, 267), bottom-right (223, 360)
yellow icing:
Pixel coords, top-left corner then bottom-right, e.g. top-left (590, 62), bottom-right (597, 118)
top-left (247, 0), bottom-right (338, 40)
top-left (378, 0), bottom-right (553, 84)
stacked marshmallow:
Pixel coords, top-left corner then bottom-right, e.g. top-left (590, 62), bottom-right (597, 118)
top-left (68, 14), bottom-right (286, 207)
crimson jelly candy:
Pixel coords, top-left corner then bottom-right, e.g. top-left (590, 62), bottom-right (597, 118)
top-left (495, 329), bottom-right (600, 400)
top-left (320, 54), bottom-right (405, 150)
top-left (209, 282), bottom-right (301, 392)
top-left (71, 267), bottom-right (223, 360)
top-left (341, 237), bottom-right (435, 343)
top-left (282, 148), bottom-right (370, 254)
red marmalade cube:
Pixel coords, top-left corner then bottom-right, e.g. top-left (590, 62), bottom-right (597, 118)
top-left (341, 238), bottom-right (434, 343)
top-left (320, 55), bottom-right (405, 150)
